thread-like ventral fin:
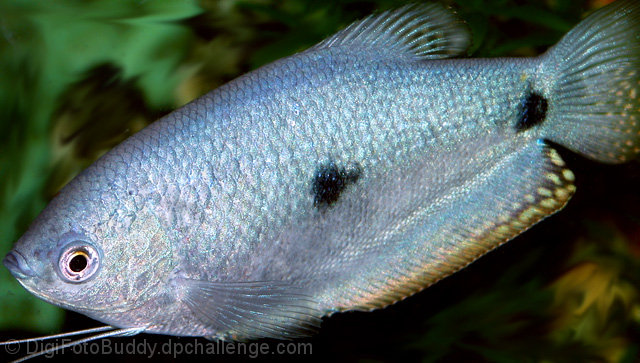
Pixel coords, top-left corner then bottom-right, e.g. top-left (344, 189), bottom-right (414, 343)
top-left (181, 279), bottom-right (322, 340)
top-left (311, 3), bottom-right (470, 60)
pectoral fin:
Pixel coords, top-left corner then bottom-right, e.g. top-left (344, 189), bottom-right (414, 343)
top-left (180, 279), bottom-right (322, 340)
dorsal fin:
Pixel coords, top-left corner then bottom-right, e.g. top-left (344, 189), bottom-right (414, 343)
top-left (311, 3), bottom-right (470, 60)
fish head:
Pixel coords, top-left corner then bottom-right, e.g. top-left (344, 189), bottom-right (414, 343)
top-left (3, 168), bottom-right (175, 328)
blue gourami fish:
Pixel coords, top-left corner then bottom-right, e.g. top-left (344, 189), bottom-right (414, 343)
top-left (2, 0), bottom-right (640, 359)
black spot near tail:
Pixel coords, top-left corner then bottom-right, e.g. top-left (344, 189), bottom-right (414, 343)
top-left (312, 162), bottom-right (361, 208)
top-left (516, 91), bottom-right (548, 132)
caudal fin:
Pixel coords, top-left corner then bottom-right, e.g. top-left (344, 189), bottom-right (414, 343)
top-left (540, 0), bottom-right (640, 163)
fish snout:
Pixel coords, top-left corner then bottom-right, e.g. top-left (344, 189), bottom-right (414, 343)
top-left (3, 250), bottom-right (37, 279)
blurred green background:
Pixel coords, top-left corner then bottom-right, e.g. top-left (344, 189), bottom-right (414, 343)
top-left (0, 0), bottom-right (639, 361)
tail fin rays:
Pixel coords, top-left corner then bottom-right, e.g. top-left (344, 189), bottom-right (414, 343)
top-left (540, 0), bottom-right (640, 163)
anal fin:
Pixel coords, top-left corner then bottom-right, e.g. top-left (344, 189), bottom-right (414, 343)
top-left (322, 139), bottom-right (576, 312)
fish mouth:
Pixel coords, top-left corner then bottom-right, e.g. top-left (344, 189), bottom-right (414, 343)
top-left (3, 250), bottom-right (37, 279)
top-left (3, 250), bottom-right (134, 314)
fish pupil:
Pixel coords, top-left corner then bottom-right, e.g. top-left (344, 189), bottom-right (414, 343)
top-left (516, 91), bottom-right (548, 131)
top-left (69, 254), bottom-right (88, 272)
top-left (312, 162), bottom-right (361, 208)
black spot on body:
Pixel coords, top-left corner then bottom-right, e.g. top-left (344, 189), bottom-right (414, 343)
top-left (516, 91), bottom-right (548, 132)
top-left (312, 162), bottom-right (361, 208)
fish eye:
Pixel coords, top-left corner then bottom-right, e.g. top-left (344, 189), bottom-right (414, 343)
top-left (57, 243), bottom-right (100, 283)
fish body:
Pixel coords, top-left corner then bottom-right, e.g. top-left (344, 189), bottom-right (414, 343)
top-left (4, 0), bottom-right (640, 341)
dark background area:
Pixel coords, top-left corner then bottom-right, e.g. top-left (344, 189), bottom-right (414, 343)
top-left (1, 0), bottom-right (639, 361)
